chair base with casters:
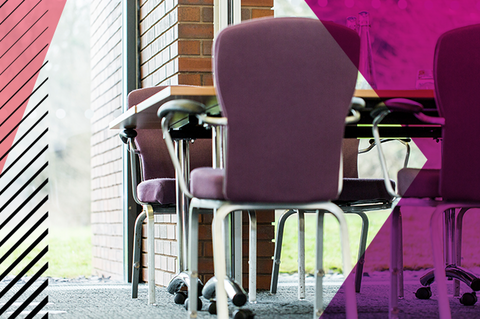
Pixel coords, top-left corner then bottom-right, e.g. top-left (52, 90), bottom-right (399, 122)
top-left (411, 207), bottom-right (480, 305)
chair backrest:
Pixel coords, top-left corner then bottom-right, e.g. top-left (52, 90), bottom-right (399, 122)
top-left (434, 24), bottom-right (480, 201)
top-left (128, 87), bottom-right (212, 181)
top-left (214, 17), bottom-right (360, 202)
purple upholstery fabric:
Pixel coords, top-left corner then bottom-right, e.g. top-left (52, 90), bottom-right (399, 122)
top-left (337, 178), bottom-right (395, 202)
top-left (213, 17), bottom-right (360, 203)
top-left (127, 87), bottom-right (213, 204)
top-left (397, 168), bottom-right (440, 198)
top-left (190, 168), bottom-right (226, 200)
top-left (434, 24), bottom-right (480, 201)
top-left (137, 178), bottom-right (176, 204)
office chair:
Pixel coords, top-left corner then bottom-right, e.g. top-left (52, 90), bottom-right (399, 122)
top-left (158, 17), bottom-right (360, 319)
top-left (119, 86), bottom-right (212, 305)
top-left (371, 23), bottom-right (480, 319)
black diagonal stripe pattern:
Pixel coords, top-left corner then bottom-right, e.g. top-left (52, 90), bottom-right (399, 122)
top-left (0, 26), bottom-right (48, 77)
top-left (0, 229), bottom-right (47, 283)
top-left (0, 211), bottom-right (48, 264)
top-left (0, 179), bottom-right (48, 230)
top-left (0, 61), bottom-right (48, 111)
top-left (25, 295), bottom-right (48, 319)
top-left (10, 277), bottom-right (48, 318)
top-left (0, 245), bottom-right (48, 299)
top-left (0, 1), bottom-right (52, 317)
top-left (0, 128), bottom-right (48, 178)
top-left (0, 145), bottom-right (48, 197)
top-left (1, 195), bottom-right (48, 247)
top-left (0, 110), bottom-right (48, 162)
top-left (0, 78), bottom-right (47, 129)
top-left (0, 263), bottom-right (48, 316)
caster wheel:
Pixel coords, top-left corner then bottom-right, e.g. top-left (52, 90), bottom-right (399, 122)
top-left (232, 293), bottom-right (247, 307)
top-left (208, 301), bottom-right (217, 315)
top-left (471, 278), bottom-right (480, 291)
top-left (415, 287), bottom-right (432, 300)
top-left (174, 291), bottom-right (187, 305)
top-left (233, 309), bottom-right (255, 319)
top-left (460, 292), bottom-right (477, 306)
top-left (184, 298), bottom-right (203, 311)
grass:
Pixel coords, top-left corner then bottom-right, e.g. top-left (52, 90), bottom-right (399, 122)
top-left (1, 226), bottom-right (92, 278)
top-left (277, 210), bottom-right (390, 274)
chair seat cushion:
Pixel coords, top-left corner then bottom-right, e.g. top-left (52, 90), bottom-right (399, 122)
top-left (336, 178), bottom-right (395, 203)
top-left (190, 167), bottom-right (226, 200)
top-left (397, 168), bottom-right (440, 198)
top-left (137, 178), bottom-right (176, 204)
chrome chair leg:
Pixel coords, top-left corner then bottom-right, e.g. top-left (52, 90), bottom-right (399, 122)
top-left (455, 208), bottom-right (469, 297)
top-left (314, 210), bottom-right (325, 318)
top-left (248, 210), bottom-right (257, 303)
top-left (298, 210), bottom-right (306, 300)
top-left (346, 211), bottom-right (369, 293)
top-left (146, 205), bottom-right (155, 304)
top-left (397, 209), bottom-right (404, 299)
top-left (389, 206), bottom-right (401, 319)
top-left (430, 207), bottom-right (452, 319)
top-left (320, 204), bottom-right (357, 319)
top-left (132, 210), bottom-right (147, 298)
top-left (270, 209), bottom-right (296, 294)
top-left (188, 207), bottom-right (200, 318)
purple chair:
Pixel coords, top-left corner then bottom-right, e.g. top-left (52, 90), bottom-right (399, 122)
top-left (371, 24), bottom-right (480, 319)
top-left (158, 17), bottom-right (360, 319)
top-left (120, 87), bottom-right (211, 305)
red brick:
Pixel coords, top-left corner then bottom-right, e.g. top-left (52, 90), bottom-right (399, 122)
top-left (202, 40), bottom-right (213, 56)
top-left (242, 241), bottom-right (274, 257)
top-left (203, 241), bottom-right (213, 257)
top-left (241, 8), bottom-right (251, 21)
top-left (242, 210), bottom-right (274, 223)
top-left (179, 0), bottom-right (213, 4)
top-left (178, 23), bottom-right (213, 39)
top-left (242, 274), bottom-right (272, 290)
top-left (178, 73), bottom-right (202, 85)
top-left (202, 6), bottom-right (213, 22)
top-left (178, 6), bottom-right (201, 22)
top-left (242, 224), bottom-right (274, 240)
top-left (242, 257), bottom-right (273, 274)
top-left (242, 0), bottom-right (274, 7)
top-left (198, 223), bottom-right (213, 239)
top-left (198, 257), bottom-right (214, 272)
top-left (178, 40), bottom-right (201, 55)
top-left (202, 73), bottom-right (213, 86)
top-left (251, 8), bottom-right (273, 19)
top-left (201, 213), bottom-right (213, 223)
top-left (178, 57), bottom-right (212, 72)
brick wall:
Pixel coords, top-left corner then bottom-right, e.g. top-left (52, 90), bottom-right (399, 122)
top-left (90, 0), bottom-right (124, 280)
top-left (91, 0), bottom-right (274, 287)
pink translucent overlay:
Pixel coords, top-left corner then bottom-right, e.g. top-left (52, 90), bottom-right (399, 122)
top-left (0, 0), bottom-right (67, 174)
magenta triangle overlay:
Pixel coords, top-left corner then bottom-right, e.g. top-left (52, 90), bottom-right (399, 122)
top-left (0, 0), bottom-right (67, 175)
top-left (302, 1), bottom-right (480, 317)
